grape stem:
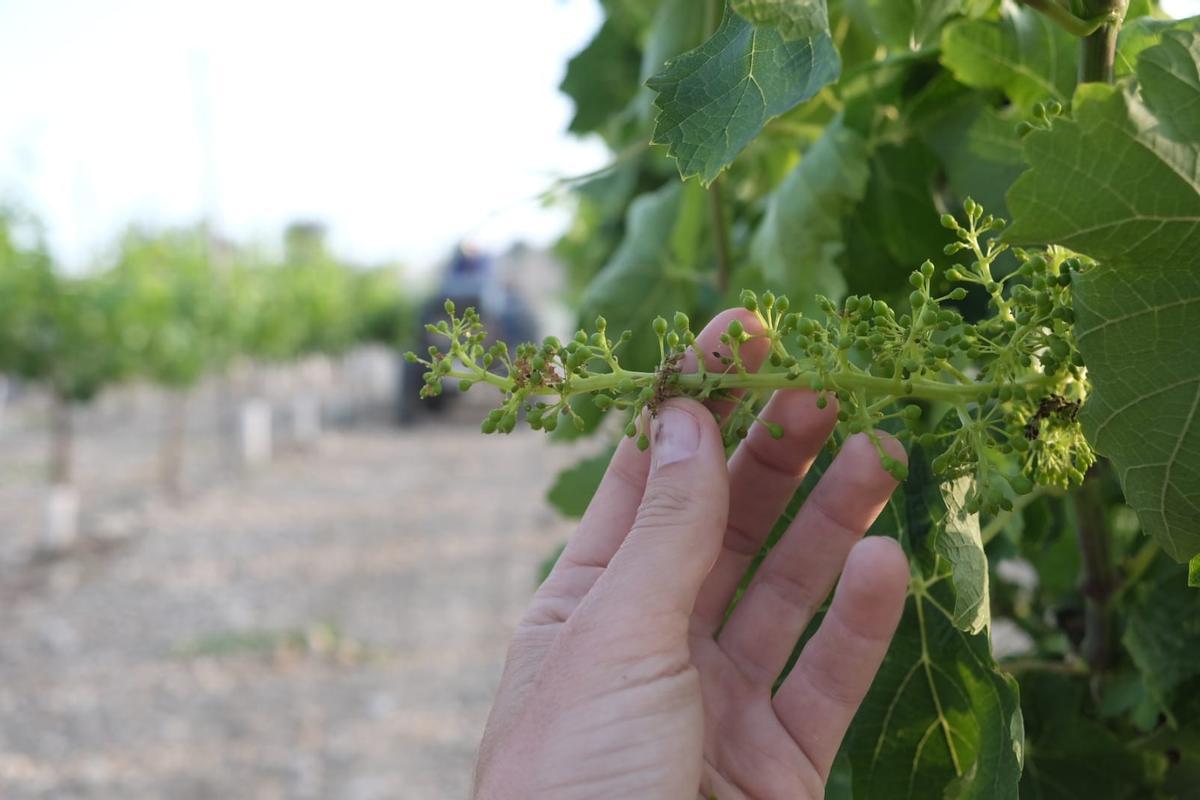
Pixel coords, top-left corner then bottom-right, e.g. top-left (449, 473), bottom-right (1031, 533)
top-left (1078, 0), bottom-right (1129, 83)
top-left (709, 178), bottom-right (732, 294)
top-left (1071, 0), bottom-right (1127, 685)
top-left (1018, 0), bottom-right (1115, 37)
top-left (445, 364), bottom-right (1060, 405)
top-left (1074, 472), bottom-right (1116, 677)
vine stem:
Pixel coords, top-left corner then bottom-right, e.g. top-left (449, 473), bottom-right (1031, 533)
top-left (1019, 0), bottom-right (1113, 37)
top-left (1070, 0), bottom-right (1127, 679)
top-left (1073, 473), bottom-right (1116, 674)
top-left (1078, 0), bottom-right (1129, 84)
top-left (447, 364), bottom-right (1060, 406)
top-left (709, 178), bottom-right (733, 295)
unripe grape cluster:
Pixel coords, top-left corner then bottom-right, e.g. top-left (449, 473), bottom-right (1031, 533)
top-left (409, 201), bottom-right (1095, 517)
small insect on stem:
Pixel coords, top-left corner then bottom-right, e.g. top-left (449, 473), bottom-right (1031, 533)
top-left (1024, 394), bottom-right (1082, 440)
top-left (648, 351), bottom-right (685, 416)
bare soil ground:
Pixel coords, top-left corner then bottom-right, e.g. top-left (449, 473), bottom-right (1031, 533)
top-left (0, 388), bottom-right (591, 799)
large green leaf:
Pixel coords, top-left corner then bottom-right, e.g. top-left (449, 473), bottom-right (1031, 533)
top-left (599, 0), bottom-right (662, 39)
top-left (634, 0), bottom-right (709, 123)
top-left (1123, 558), bottom-right (1200, 712)
top-left (923, 101), bottom-right (1025, 214)
top-left (578, 181), bottom-right (706, 370)
top-left (934, 477), bottom-right (990, 635)
top-left (561, 19), bottom-right (643, 134)
top-left (862, 0), bottom-right (962, 50)
top-left (646, 5), bottom-right (839, 184)
top-left (846, 451), bottom-right (1021, 799)
top-left (1115, 14), bottom-right (1200, 77)
top-left (940, 0), bottom-right (1076, 111)
top-left (1134, 680), bottom-right (1200, 794)
top-left (847, 580), bottom-right (1022, 799)
top-left (730, 0), bottom-right (829, 39)
top-left (1018, 673), bottom-right (1146, 799)
top-left (1006, 31), bottom-right (1200, 562)
top-left (750, 118), bottom-right (868, 313)
top-left (843, 138), bottom-right (950, 294)
top-left (1138, 29), bottom-right (1200, 141)
top-left (546, 446), bottom-right (617, 519)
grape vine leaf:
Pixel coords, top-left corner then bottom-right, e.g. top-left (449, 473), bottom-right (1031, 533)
top-left (846, 452), bottom-right (1021, 799)
top-left (646, 5), bottom-right (839, 184)
top-left (750, 118), bottom-right (868, 313)
top-left (923, 101), bottom-right (1025, 215)
top-left (1135, 679), bottom-right (1200, 792)
top-left (933, 477), bottom-right (990, 635)
top-left (1123, 558), bottom-right (1200, 712)
top-left (561, 19), bottom-right (643, 134)
top-left (863, 0), bottom-right (963, 51)
top-left (634, 0), bottom-right (708, 123)
top-left (1018, 673), bottom-right (1147, 798)
top-left (546, 446), bottom-right (617, 519)
top-left (940, 0), bottom-right (1076, 112)
top-left (1116, 14), bottom-right (1200, 77)
top-left (598, 0), bottom-right (661, 39)
top-left (843, 138), bottom-right (950, 295)
top-left (847, 582), bottom-right (1022, 799)
top-left (1006, 31), bottom-right (1200, 562)
top-left (579, 181), bottom-right (705, 370)
top-left (1137, 29), bottom-right (1200, 141)
top-left (730, 0), bottom-right (828, 40)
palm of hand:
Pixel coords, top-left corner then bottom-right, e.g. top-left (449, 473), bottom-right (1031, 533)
top-left (474, 309), bottom-right (908, 800)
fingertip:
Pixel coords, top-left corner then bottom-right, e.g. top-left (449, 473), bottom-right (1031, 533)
top-left (687, 307), bottom-right (770, 373)
top-left (874, 430), bottom-right (908, 465)
top-left (769, 388), bottom-right (839, 430)
top-left (845, 536), bottom-right (909, 588)
top-left (714, 306), bottom-right (768, 338)
top-left (840, 431), bottom-right (907, 487)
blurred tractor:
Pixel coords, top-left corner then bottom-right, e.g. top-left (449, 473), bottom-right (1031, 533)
top-left (398, 245), bottom-right (537, 424)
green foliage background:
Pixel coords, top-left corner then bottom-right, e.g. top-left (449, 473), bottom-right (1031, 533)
top-left (548, 0), bottom-right (1200, 795)
top-left (0, 215), bottom-right (415, 407)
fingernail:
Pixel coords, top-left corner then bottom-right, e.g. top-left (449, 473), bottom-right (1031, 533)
top-left (652, 406), bottom-right (700, 469)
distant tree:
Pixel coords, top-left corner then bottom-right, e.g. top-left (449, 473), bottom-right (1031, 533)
top-left (0, 211), bottom-right (128, 547)
top-left (109, 226), bottom-right (229, 496)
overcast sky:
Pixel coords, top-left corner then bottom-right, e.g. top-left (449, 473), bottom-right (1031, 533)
top-left (1, 0), bottom-right (1197, 273)
top-left (0, 0), bottom-right (608, 272)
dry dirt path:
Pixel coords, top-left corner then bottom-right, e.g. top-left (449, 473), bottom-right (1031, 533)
top-left (0, 408), bottom-right (592, 799)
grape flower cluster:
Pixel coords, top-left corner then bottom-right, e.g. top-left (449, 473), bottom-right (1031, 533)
top-left (408, 201), bottom-right (1094, 516)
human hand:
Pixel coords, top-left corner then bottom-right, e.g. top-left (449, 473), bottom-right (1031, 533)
top-left (473, 308), bottom-right (910, 800)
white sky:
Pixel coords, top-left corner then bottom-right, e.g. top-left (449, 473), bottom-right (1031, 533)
top-left (0, 0), bottom-right (609, 272)
top-left (1, 1), bottom-right (1197, 273)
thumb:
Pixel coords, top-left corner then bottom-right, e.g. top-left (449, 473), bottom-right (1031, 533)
top-left (592, 398), bottom-right (729, 620)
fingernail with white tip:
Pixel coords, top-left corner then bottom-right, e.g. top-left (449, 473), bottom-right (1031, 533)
top-left (652, 406), bottom-right (700, 469)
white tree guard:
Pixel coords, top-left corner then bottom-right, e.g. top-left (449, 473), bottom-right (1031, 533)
top-left (240, 399), bottom-right (273, 466)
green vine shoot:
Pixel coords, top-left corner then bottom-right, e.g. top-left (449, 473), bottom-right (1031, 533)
top-left (411, 202), bottom-right (1094, 516)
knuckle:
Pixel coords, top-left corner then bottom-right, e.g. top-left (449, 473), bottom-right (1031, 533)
top-left (633, 481), bottom-right (695, 530)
